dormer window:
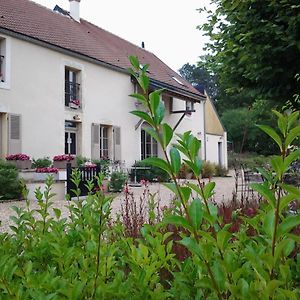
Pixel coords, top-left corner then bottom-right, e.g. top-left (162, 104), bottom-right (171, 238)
top-left (65, 67), bottom-right (81, 108)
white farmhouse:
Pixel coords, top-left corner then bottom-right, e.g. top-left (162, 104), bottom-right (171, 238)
top-left (0, 0), bottom-right (227, 168)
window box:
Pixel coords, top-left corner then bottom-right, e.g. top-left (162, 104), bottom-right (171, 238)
top-left (53, 155), bottom-right (76, 169)
top-left (9, 160), bottom-right (32, 170)
top-left (69, 102), bottom-right (79, 109)
top-left (34, 172), bottom-right (59, 181)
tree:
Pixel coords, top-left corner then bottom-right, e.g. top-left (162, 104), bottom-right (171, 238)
top-left (178, 63), bottom-right (218, 100)
top-left (199, 0), bottom-right (300, 110)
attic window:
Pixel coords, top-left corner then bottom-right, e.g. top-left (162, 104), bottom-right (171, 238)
top-left (172, 76), bottom-right (184, 85)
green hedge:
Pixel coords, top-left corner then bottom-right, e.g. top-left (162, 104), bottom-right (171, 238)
top-left (0, 160), bottom-right (21, 200)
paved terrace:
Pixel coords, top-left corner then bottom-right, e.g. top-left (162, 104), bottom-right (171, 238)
top-left (0, 171), bottom-right (235, 233)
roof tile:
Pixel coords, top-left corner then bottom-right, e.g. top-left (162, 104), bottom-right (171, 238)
top-left (0, 0), bottom-right (204, 99)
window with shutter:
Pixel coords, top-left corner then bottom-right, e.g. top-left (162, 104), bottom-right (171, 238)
top-left (8, 114), bottom-right (21, 154)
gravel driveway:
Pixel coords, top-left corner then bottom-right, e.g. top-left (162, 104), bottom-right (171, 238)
top-left (0, 171), bottom-right (235, 233)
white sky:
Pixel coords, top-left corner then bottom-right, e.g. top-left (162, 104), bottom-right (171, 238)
top-left (31, 0), bottom-right (212, 72)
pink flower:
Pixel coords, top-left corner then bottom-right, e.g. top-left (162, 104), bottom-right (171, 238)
top-left (6, 153), bottom-right (30, 161)
top-left (36, 167), bottom-right (59, 173)
top-left (70, 99), bottom-right (80, 106)
top-left (53, 154), bottom-right (75, 161)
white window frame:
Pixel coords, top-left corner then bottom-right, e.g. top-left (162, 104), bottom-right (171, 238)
top-left (100, 125), bottom-right (109, 159)
top-left (141, 127), bottom-right (158, 160)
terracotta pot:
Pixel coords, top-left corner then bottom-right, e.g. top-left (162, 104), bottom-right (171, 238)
top-left (53, 160), bottom-right (76, 169)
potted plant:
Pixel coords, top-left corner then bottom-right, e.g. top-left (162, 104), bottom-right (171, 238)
top-left (69, 99), bottom-right (80, 109)
top-left (53, 154), bottom-right (76, 169)
top-left (6, 153), bottom-right (32, 170)
top-left (35, 167), bottom-right (59, 181)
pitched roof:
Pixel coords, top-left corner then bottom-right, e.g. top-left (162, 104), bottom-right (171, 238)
top-left (0, 0), bottom-right (204, 101)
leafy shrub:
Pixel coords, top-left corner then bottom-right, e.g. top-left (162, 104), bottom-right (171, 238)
top-left (0, 58), bottom-right (299, 299)
top-left (0, 160), bottom-right (21, 200)
top-left (76, 155), bottom-right (89, 167)
top-left (130, 160), bottom-right (170, 182)
top-left (92, 158), bottom-right (110, 177)
top-left (109, 171), bottom-right (127, 192)
top-left (201, 160), bottom-right (216, 178)
top-left (228, 152), bottom-right (272, 170)
top-left (214, 164), bottom-right (228, 177)
top-left (32, 157), bottom-right (52, 168)
top-left (178, 163), bottom-right (194, 179)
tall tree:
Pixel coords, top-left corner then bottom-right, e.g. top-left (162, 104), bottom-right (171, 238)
top-left (199, 0), bottom-right (300, 110)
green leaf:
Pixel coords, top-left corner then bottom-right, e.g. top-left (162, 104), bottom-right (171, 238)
top-left (143, 127), bottom-right (160, 143)
top-left (257, 125), bottom-right (282, 151)
top-left (283, 149), bottom-right (300, 171)
top-left (263, 209), bottom-right (275, 238)
top-left (139, 73), bottom-right (150, 92)
top-left (149, 90), bottom-right (160, 114)
top-left (278, 215), bottom-right (300, 236)
top-left (189, 137), bottom-right (201, 159)
top-left (164, 215), bottom-right (192, 231)
top-left (251, 183), bottom-right (276, 207)
top-left (154, 101), bottom-right (165, 125)
top-left (161, 123), bottom-right (173, 148)
top-left (188, 198), bottom-right (203, 230)
top-left (53, 208), bottom-right (61, 219)
top-left (187, 182), bottom-right (203, 197)
top-left (129, 56), bottom-right (140, 70)
top-left (282, 183), bottom-right (300, 198)
top-left (270, 155), bottom-right (284, 178)
top-left (203, 182), bottom-right (215, 199)
top-left (129, 93), bottom-right (147, 105)
top-left (142, 157), bottom-right (171, 174)
top-left (179, 237), bottom-right (201, 257)
top-left (274, 238), bottom-right (295, 263)
top-left (131, 110), bottom-right (154, 126)
top-left (217, 229), bottom-right (231, 251)
top-left (286, 125), bottom-right (300, 146)
top-left (170, 147), bottom-right (181, 175)
top-left (272, 110), bottom-right (287, 136)
top-left (212, 261), bottom-right (225, 290)
top-left (180, 186), bottom-right (192, 203)
top-left (287, 111), bottom-right (299, 130)
top-left (278, 193), bottom-right (297, 213)
top-left (163, 182), bottom-right (179, 196)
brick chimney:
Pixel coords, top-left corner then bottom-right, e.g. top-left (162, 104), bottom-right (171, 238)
top-left (69, 0), bottom-right (81, 22)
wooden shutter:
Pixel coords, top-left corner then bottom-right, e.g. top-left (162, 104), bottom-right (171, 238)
top-left (113, 126), bottom-right (121, 161)
top-left (8, 114), bottom-right (21, 154)
top-left (91, 123), bottom-right (100, 160)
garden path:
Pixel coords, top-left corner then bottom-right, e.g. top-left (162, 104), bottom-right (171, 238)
top-left (0, 171), bottom-right (235, 233)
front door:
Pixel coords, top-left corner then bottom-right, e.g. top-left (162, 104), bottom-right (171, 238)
top-left (65, 121), bottom-right (77, 155)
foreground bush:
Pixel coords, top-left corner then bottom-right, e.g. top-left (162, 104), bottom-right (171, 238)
top-left (0, 160), bottom-right (21, 200)
top-left (0, 58), bottom-right (299, 299)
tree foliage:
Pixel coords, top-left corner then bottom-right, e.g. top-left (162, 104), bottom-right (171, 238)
top-left (199, 0), bottom-right (300, 110)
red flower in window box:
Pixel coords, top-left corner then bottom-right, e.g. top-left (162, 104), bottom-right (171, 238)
top-left (53, 154), bottom-right (75, 161)
top-left (6, 153), bottom-right (30, 161)
top-left (36, 167), bottom-right (59, 173)
top-left (70, 99), bottom-right (80, 106)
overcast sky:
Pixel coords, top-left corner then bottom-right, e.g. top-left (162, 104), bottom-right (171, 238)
top-left (32, 0), bottom-right (212, 72)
